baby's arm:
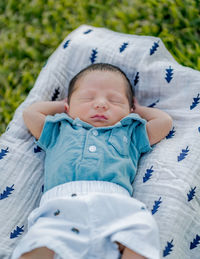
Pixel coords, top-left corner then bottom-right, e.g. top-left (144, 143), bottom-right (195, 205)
top-left (133, 99), bottom-right (172, 145)
top-left (23, 100), bottom-right (67, 140)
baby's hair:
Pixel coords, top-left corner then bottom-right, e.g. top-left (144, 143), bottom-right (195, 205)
top-left (68, 63), bottom-right (134, 109)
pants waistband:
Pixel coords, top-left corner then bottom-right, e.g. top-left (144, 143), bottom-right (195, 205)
top-left (40, 181), bottom-right (130, 205)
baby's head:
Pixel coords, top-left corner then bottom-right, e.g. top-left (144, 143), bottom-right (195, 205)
top-left (66, 63), bottom-right (135, 127)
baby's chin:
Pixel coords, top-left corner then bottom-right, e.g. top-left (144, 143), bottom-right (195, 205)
top-left (87, 121), bottom-right (108, 127)
top-left (88, 120), bottom-right (117, 128)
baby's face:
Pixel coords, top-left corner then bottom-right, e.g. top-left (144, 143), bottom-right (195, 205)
top-left (67, 70), bottom-right (131, 127)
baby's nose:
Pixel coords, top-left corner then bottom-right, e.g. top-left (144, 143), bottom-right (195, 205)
top-left (94, 99), bottom-right (108, 109)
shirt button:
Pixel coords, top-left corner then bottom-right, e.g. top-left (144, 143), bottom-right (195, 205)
top-left (123, 136), bottom-right (128, 143)
top-left (92, 130), bottom-right (98, 136)
top-left (89, 145), bottom-right (96, 152)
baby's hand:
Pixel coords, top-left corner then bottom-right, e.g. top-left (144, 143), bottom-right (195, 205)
top-left (133, 97), bottom-right (139, 106)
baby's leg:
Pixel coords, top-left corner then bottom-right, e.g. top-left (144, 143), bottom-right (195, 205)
top-left (116, 242), bottom-right (146, 259)
top-left (19, 247), bottom-right (54, 259)
top-left (122, 247), bottom-right (146, 259)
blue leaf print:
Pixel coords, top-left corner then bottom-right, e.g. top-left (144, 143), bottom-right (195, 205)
top-left (0, 147), bottom-right (9, 160)
top-left (34, 146), bottom-right (42, 153)
top-left (198, 127), bottom-right (200, 133)
top-left (90, 48), bottom-right (98, 64)
top-left (83, 29), bottom-right (93, 34)
top-left (187, 186), bottom-right (196, 201)
top-left (143, 166), bottom-right (154, 183)
top-left (10, 225), bottom-right (24, 239)
top-left (166, 127), bottom-right (175, 139)
top-left (51, 87), bottom-right (60, 101)
top-left (163, 239), bottom-right (174, 257)
top-left (119, 42), bottom-right (128, 53)
top-left (134, 72), bottom-right (139, 86)
top-left (150, 41), bottom-right (159, 55)
top-left (190, 94), bottom-right (200, 110)
top-left (0, 184), bottom-right (14, 200)
top-left (148, 99), bottom-right (159, 108)
top-left (63, 39), bottom-right (70, 49)
top-left (177, 146), bottom-right (189, 162)
top-left (165, 66), bottom-right (173, 83)
top-left (151, 197), bottom-right (162, 215)
top-left (190, 234), bottom-right (200, 249)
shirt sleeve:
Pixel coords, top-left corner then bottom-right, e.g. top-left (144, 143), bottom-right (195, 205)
top-left (36, 113), bottom-right (66, 151)
top-left (134, 120), bottom-right (152, 154)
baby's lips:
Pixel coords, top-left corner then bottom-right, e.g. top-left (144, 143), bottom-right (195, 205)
top-left (91, 114), bottom-right (108, 120)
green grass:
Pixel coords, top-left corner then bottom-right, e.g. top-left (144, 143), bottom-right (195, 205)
top-left (0, 0), bottom-right (200, 135)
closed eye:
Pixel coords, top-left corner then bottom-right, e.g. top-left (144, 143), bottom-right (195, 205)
top-left (109, 99), bottom-right (124, 104)
top-left (79, 97), bottom-right (93, 101)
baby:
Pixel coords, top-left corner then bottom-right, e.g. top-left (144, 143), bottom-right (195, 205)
top-left (12, 63), bottom-right (172, 259)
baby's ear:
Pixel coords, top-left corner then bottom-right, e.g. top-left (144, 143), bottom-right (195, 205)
top-left (64, 103), bottom-right (69, 113)
top-left (63, 98), bottom-right (69, 113)
top-left (130, 97), bottom-right (136, 113)
top-left (63, 97), bottom-right (68, 103)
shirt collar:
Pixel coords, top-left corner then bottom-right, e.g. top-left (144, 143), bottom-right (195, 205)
top-left (120, 113), bottom-right (146, 126)
top-left (61, 113), bottom-right (146, 129)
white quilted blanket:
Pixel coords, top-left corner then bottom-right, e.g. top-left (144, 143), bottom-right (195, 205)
top-left (1, 25), bottom-right (200, 259)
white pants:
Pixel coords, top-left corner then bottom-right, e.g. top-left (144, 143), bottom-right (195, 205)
top-left (12, 181), bottom-right (160, 259)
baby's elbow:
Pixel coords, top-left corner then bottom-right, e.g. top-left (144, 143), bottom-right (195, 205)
top-left (165, 114), bottom-right (173, 135)
top-left (23, 106), bottom-right (33, 122)
top-left (23, 108), bottom-right (29, 123)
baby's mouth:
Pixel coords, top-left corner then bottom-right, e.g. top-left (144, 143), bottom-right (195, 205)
top-left (91, 114), bottom-right (108, 120)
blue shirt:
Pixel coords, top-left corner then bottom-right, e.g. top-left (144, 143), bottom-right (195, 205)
top-left (37, 113), bottom-right (151, 195)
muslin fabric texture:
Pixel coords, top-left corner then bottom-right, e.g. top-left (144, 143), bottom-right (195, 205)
top-left (0, 25), bottom-right (200, 258)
